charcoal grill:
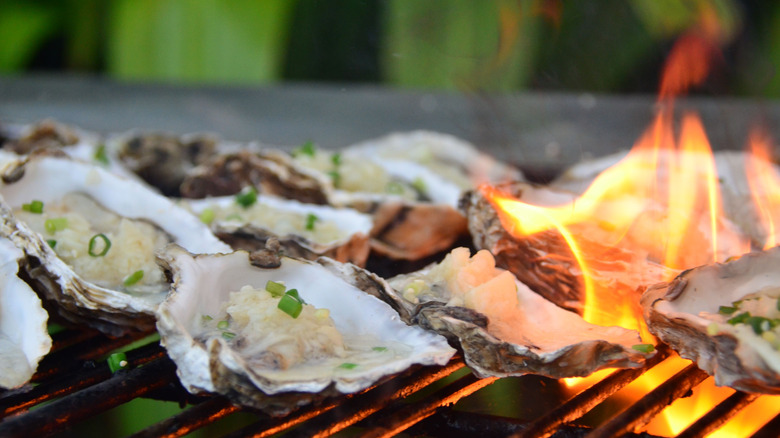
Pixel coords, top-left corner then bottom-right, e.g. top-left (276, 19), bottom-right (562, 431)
top-left (1, 325), bottom-right (778, 437)
top-left (1, 77), bottom-right (780, 437)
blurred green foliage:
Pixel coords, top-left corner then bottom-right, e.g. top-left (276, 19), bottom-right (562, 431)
top-left (2, 0), bottom-right (777, 96)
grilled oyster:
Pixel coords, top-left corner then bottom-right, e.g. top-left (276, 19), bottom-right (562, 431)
top-left (0, 236), bottom-right (51, 389)
top-left (0, 152), bottom-right (231, 335)
top-left (156, 245), bottom-right (455, 414)
top-left (642, 247), bottom-right (780, 393)
top-left (383, 247), bottom-right (650, 379)
top-left (182, 192), bottom-right (372, 266)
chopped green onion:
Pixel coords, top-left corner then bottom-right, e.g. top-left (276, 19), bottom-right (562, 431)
top-left (728, 312), bottom-right (751, 325)
top-left (338, 362), bottom-right (358, 369)
top-left (327, 170), bottom-right (341, 188)
top-left (631, 344), bottom-right (655, 353)
top-left (305, 213), bottom-right (318, 231)
top-left (718, 305), bottom-right (738, 315)
top-left (201, 314), bottom-right (213, 322)
top-left (746, 316), bottom-right (771, 335)
top-left (123, 270), bottom-right (144, 286)
top-left (199, 208), bottom-right (215, 224)
top-left (411, 177), bottom-right (427, 194)
top-left (235, 187), bottom-right (258, 208)
top-left (285, 288), bottom-right (305, 304)
top-left (278, 293), bottom-right (303, 318)
top-left (386, 181), bottom-right (405, 194)
top-left (217, 320), bottom-right (229, 329)
top-left (372, 346), bottom-right (388, 352)
top-left (94, 144), bottom-right (110, 165)
top-left (46, 239), bottom-right (56, 249)
top-left (225, 213), bottom-right (243, 222)
top-left (331, 152), bottom-right (342, 166)
top-left (44, 217), bottom-right (69, 234)
top-left (265, 280), bottom-right (286, 297)
top-left (222, 331), bottom-right (237, 340)
top-left (22, 200), bottom-right (44, 214)
top-left (293, 141), bottom-right (316, 157)
top-left (107, 352), bottom-right (128, 373)
top-left (88, 233), bottom-right (111, 257)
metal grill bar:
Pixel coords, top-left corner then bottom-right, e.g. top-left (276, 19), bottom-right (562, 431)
top-left (750, 412), bottom-right (780, 438)
top-left (585, 363), bottom-right (710, 438)
top-left (514, 345), bottom-right (670, 438)
top-left (130, 396), bottom-right (241, 438)
top-left (223, 359), bottom-right (467, 438)
top-left (358, 374), bottom-right (498, 438)
top-left (677, 392), bottom-right (760, 438)
top-left (0, 356), bottom-right (176, 436)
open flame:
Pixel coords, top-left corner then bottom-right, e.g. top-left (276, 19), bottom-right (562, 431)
top-left (482, 20), bottom-right (779, 437)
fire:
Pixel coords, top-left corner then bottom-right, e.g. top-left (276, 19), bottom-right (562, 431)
top-left (483, 19), bottom-right (779, 436)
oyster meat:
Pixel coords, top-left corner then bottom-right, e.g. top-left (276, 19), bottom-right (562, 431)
top-left (0, 152), bottom-right (231, 335)
top-left (182, 192), bottom-right (372, 266)
top-left (0, 236), bottom-right (51, 389)
top-left (384, 247), bottom-right (650, 378)
top-left (156, 245), bottom-right (455, 414)
top-left (642, 247), bottom-right (780, 393)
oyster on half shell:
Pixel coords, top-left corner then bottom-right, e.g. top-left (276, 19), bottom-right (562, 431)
top-left (182, 193), bottom-right (372, 266)
top-left (383, 247), bottom-right (650, 379)
top-left (0, 236), bottom-right (51, 389)
top-left (0, 152), bottom-right (231, 335)
top-left (156, 245), bottom-right (455, 414)
top-left (642, 247), bottom-right (780, 393)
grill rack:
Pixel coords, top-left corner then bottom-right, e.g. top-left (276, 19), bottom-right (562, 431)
top-left (1, 326), bottom-right (778, 437)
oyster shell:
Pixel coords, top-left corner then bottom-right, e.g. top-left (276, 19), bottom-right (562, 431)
top-left (182, 193), bottom-right (372, 266)
top-left (0, 152), bottom-right (231, 335)
top-left (0, 236), bottom-right (51, 389)
top-left (642, 247), bottom-right (780, 393)
top-left (156, 246), bottom-right (455, 414)
top-left (384, 247), bottom-right (650, 379)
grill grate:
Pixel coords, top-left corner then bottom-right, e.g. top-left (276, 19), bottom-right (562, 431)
top-left (4, 251), bottom-right (780, 438)
top-left (1, 323), bottom-right (778, 437)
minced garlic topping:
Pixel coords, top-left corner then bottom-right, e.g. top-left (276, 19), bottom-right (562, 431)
top-left (200, 284), bottom-right (345, 370)
top-left (15, 193), bottom-right (168, 293)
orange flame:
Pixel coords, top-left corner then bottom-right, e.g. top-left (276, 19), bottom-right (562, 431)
top-left (485, 19), bottom-right (776, 435)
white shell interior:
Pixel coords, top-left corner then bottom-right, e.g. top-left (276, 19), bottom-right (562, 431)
top-left (157, 248), bottom-right (455, 396)
top-left (0, 237), bottom-right (51, 388)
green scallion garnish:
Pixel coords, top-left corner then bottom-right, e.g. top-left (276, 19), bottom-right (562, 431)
top-left (217, 320), bottom-right (230, 329)
top-left (411, 177), bottom-right (427, 194)
top-left (22, 200), bottom-right (44, 214)
top-left (44, 217), bottom-right (68, 234)
top-left (728, 312), bottom-right (751, 325)
top-left (305, 213), bottom-right (318, 231)
top-left (327, 170), bottom-right (341, 188)
top-left (107, 352), bottom-right (128, 373)
top-left (631, 344), bottom-right (655, 353)
top-left (372, 346), bottom-right (387, 352)
top-left (338, 362), bottom-right (358, 370)
top-left (285, 288), bottom-right (305, 304)
top-left (222, 331), bottom-right (237, 340)
top-left (88, 233), bottom-right (111, 257)
top-left (746, 316), bottom-right (770, 335)
top-left (46, 239), bottom-right (56, 249)
top-left (235, 187), bottom-right (258, 208)
top-left (718, 305), bottom-right (738, 315)
top-left (199, 208), bottom-right (215, 224)
top-left (225, 213), bottom-right (243, 222)
top-left (123, 270), bottom-right (144, 286)
top-left (293, 141), bottom-right (316, 157)
top-left (94, 144), bottom-right (110, 166)
top-left (265, 280), bottom-right (286, 297)
top-left (331, 152), bottom-right (342, 166)
top-left (201, 314), bottom-right (213, 322)
top-left (278, 293), bottom-right (303, 318)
